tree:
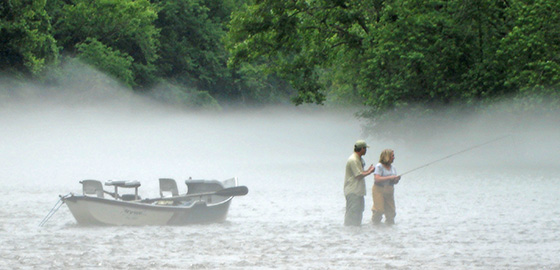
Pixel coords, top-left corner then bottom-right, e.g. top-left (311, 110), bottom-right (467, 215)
top-left (0, 0), bottom-right (58, 76)
top-left (52, 0), bottom-right (159, 88)
top-left (226, 0), bottom-right (529, 113)
top-left (75, 38), bottom-right (135, 87)
top-left (153, 0), bottom-right (231, 92)
top-left (359, 0), bottom-right (513, 114)
top-left (227, 0), bottom-right (366, 105)
top-left (500, 0), bottom-right (560, 104)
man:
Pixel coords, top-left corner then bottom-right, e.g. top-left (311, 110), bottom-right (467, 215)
top-left (344, 140), bottom-right (375, 226)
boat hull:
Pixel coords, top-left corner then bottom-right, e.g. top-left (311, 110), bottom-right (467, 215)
top-left (63, 195), bottom-right (232, 226)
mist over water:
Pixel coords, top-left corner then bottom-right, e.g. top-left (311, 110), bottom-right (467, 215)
top-left (1, 69), bottom-right (559, 269)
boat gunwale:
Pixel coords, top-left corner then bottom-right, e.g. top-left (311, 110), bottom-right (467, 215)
top-left (62, 193), bottom-right (233, 210)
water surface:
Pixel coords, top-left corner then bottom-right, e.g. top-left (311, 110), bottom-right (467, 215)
top-left (1, 103), bottom-right (559, 269)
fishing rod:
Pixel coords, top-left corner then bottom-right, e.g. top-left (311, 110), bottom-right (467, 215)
top-left (399, 134), bottom-right (511, 176)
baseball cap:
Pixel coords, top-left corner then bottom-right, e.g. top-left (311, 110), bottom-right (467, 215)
top-left (355, 140), bottom-right (369, 148)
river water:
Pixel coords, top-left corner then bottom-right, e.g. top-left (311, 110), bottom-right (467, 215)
top-left (1, 99), bottom-right (559, 269)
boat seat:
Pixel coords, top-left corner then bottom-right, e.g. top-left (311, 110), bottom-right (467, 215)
top-left (80, 180), bottom-right (104, 198)
top-left (159, 178), bottom-right (179, 197)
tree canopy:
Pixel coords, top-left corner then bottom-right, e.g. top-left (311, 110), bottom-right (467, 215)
top-left (1, 0), bottom-right (558, 113)
top-left (227, 0), bottom-right (559, 113)
top-left (1, 0), bottom-right (58, 77)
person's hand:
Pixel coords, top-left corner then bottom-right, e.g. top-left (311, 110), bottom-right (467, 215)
top-left (367, 164), bottom-right (374, 174)
top-left (393, 175), bottom-right (401, 184)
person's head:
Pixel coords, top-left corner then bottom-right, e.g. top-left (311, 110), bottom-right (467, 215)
top-left (379, 149), bottom-right (395, 165)
top-left (354, 140), bottom-right (369, 155)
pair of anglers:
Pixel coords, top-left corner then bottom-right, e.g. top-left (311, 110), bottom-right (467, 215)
top-left (344, 140), bottom-right (401, 226)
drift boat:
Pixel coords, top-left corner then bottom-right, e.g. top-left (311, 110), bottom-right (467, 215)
top-left (60, 177), bottom-right (248, 226)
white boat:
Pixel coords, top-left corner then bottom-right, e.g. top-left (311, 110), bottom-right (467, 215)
top-left (61, 177), bottom-right (248, 226)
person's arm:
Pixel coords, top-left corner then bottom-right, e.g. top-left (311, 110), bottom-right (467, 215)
top-left (374, 174), bottom-right (399, 183)
top-left (374, 165), bottom-right (400, 183)
top-left (358, 164), bottom-right (374, 179)
top-left (350, 160), bottom-right (374, 180)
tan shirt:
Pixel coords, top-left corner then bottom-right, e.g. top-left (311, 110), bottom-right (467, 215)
top-left (344, 152), bottom-right (366, 196)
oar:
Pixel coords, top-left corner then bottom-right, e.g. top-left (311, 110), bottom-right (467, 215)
top-left (142, 186), bottom-right (249, 203)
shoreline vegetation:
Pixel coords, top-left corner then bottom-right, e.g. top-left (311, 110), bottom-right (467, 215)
top-left (1, 0), bottom-right (558, 133)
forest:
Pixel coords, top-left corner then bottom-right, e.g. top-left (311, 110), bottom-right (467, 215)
top-left (1, 0), bottom-right (559, 118)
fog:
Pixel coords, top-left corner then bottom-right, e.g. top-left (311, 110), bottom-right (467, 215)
top-left (374, 101), bottom-right (560, 174)
top-left (0, 77), bottom-right (363, 196)
top-left (1, 65), bottom-right (559, 190)
top-left (2, 66), bottom-right (560, 269)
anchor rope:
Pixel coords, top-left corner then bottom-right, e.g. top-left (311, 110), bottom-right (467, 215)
top-left (39, 193), bottom-right (72, 227)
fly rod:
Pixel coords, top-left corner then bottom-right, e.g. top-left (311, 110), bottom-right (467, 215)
top-left (399, 134), bottom-right (511, 176)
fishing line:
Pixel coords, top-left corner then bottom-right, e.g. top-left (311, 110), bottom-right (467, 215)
top-left (399, 134), bottom-right (511, 176)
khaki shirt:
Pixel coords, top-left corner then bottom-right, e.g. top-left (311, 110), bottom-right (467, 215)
top-left (344, 152), bottom-right (366, 196)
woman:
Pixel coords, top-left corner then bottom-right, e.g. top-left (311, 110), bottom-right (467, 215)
top-left (371, 149), bottom-right (401, 225)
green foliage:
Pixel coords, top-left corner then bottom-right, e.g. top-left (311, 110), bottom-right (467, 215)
top-left (153, 0), bottom-right (229, 92)
top-left (75, 38), bottom-right (135, 87)
top-left (360, 1), bottom-right (494, 112)
top-left (48, 58), bottom-right (136, 102)
top-left (234, 62), bottom-right (295, 104)
top-left (0, 0), bottom-right (58, 76)
top-left (53, 0), bottom-right (159, 88)
top-left (148, 80), bottom-right (221, 110)
top-left (151, 0), bottom-right (289, 104)
top-left (226, 0), bottom-right (355, 104)
top-left (227, 0), bottom-right (559, 116)
top-left (3, 0), bottom-right (560, 113)
top-left (500, 0), bottom-right (560, 104)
